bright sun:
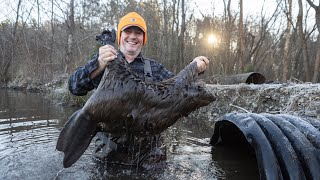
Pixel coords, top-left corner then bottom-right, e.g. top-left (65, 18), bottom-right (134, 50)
top-left (208, 34), bottom-right (217, 45)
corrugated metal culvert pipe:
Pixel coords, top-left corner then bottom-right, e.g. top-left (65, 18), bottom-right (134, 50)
top-left (208, 72), bottom-right (266, 84)
top-left (210, 113), bottom-right (320, 180)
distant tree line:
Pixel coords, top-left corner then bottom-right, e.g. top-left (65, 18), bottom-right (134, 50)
top-left (0, 0), bottom-right (319, 86)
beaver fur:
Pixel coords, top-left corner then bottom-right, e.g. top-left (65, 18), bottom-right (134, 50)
top-left (56, 56), bottom-right (215, 168)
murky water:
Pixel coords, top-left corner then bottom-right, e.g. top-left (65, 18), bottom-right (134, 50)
top-left (0, 88), bottom-right (259, 180)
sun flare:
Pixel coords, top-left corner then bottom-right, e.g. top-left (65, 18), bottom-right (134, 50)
top-left (208, 34), bottom-right (218, 45)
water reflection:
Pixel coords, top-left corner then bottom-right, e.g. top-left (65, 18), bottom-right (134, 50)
top-left (0, 89), bottom-right (75, 179)
top-left (0, 89), bottom-right (258, 179)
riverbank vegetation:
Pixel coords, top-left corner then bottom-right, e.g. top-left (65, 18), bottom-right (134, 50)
top-left (1, 0), bottom-right (320, 88)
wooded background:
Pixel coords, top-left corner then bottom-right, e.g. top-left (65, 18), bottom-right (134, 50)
top-left (1, 0), bottom-right (320, 86)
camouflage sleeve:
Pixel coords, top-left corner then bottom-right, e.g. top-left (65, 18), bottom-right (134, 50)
top-left (68, 53), bottom-right (104, 96)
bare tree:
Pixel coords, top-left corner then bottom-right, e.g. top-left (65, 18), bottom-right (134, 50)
top-left (172, 0), bottom-right (180, 73)
top-left (66, 0), bottom-right (75, 73)
top-left (305, 0), bottom-right (320, 82)
top-left (0, 0), bottom-right (22, 83)
top-left (297, 0), bottom-right (310, 81)
top-left (222, 0), bottom-right (234, 74)
top-left (282, 0), bottom-right (292, 81)
top-left (1, 0), bottom-right (320, 86)
top-left (178, 0), bottom-right (186, 71)
top-left (238, 0), bottom-right (245, 72)
top-left (160, 0), bottom-right (169, 67)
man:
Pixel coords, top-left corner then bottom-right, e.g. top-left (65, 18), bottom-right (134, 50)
top-left (68, 12), bottom-right (209, 168)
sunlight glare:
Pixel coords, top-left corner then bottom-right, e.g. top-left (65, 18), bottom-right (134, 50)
top-left (208, 34), bottom-right (217, 45)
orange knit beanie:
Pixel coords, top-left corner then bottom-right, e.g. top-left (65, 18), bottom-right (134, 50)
top-left (117, 12), bottom-right (147, 45)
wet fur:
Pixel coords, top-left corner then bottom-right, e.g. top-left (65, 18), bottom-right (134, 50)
top-left (56, 57), bottom-right (215, 168)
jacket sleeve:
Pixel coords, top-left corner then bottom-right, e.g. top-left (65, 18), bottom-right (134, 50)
top-left (68, 53), bottom-right (104, 96)
top-left (156, 62), bottom-right (175, 81)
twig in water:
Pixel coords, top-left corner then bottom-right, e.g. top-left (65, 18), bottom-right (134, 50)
top-left (54, 168), bottom-right (65, 180)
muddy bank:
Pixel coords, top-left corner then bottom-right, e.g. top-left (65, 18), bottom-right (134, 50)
top-left (1, 74), bottom-right (68, 92)
top-left (193, 83), bottom-right (320, 122)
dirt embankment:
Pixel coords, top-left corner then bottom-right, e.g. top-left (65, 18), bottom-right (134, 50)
top-left (2, 74), bottom-right (69, 92)
top-left (5, 77), bottom-right (318, 122)
top-left (192, 83), bottom-right (320, 122)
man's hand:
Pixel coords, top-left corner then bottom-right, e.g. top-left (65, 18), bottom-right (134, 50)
top-left (98, 45), bottom-right (118, 68)
top-left (191, 56), bottom-right (209, 73)
top-left (90, 45), bottom-right (117, 79)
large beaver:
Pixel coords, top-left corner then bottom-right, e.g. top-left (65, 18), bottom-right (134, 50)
top-left (56, 30), bottom-right (216, 168)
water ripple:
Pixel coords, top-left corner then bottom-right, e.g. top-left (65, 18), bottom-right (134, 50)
top-left (0, 118), bottom-right (61, 158)
top-left (0, 89), bottom-right (259, 179)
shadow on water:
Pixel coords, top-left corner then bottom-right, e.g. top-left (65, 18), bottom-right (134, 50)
top-left (0, 89), bottom-right (259, 179)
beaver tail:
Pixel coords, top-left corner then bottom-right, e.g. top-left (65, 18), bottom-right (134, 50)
top-left (56, 109), bottom-right (97, 168)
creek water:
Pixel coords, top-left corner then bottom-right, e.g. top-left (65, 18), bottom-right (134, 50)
top-left (0, 88), bottom-right (259, 180)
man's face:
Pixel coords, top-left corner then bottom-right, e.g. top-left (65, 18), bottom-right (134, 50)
top-left (119, 26), bottom-right (144, 56)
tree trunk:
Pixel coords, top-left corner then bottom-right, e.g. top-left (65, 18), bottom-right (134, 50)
top-left (297, 0), bottom-right (310, 82)
top-left (223, 0), bottom-right (233, 75)
top-left (313, 40), bottom-right (320, 82)
top-left (66, 0), bottom-right (75, 73)
top-left (238, 0), bottom-right (245, 72)
top-left (312, 7), bottom-right (320, 82)
top-left (1, 0), bottom-right (22, 83)
top-left (162, 0), bottom-right (169, 66)
top-left (172, 0), bottom-right (180, 73)
top-left (282, 0), bottom-right (292, 81)
top-left (178, 0), bottom-right (185, 71)
top-left (306, 0), bottom-right (319, 82)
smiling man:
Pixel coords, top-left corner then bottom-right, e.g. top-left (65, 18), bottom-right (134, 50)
top-left (119, 26), bottom-right (144, 61)
top-left (68, 12), bottom-right (209, 168)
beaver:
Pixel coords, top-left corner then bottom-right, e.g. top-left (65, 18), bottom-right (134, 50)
top-left (56, 31), bottom-right (216, 168)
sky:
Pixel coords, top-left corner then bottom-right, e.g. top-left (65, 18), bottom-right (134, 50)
top-left (193, 0), bottom-right (277, 17)
top-left (0, 0), bottom-right (317, 29)
top-left (0, 0), bottom-right (282, 22)
top-left (193, 0), bottom-right (316, 32)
